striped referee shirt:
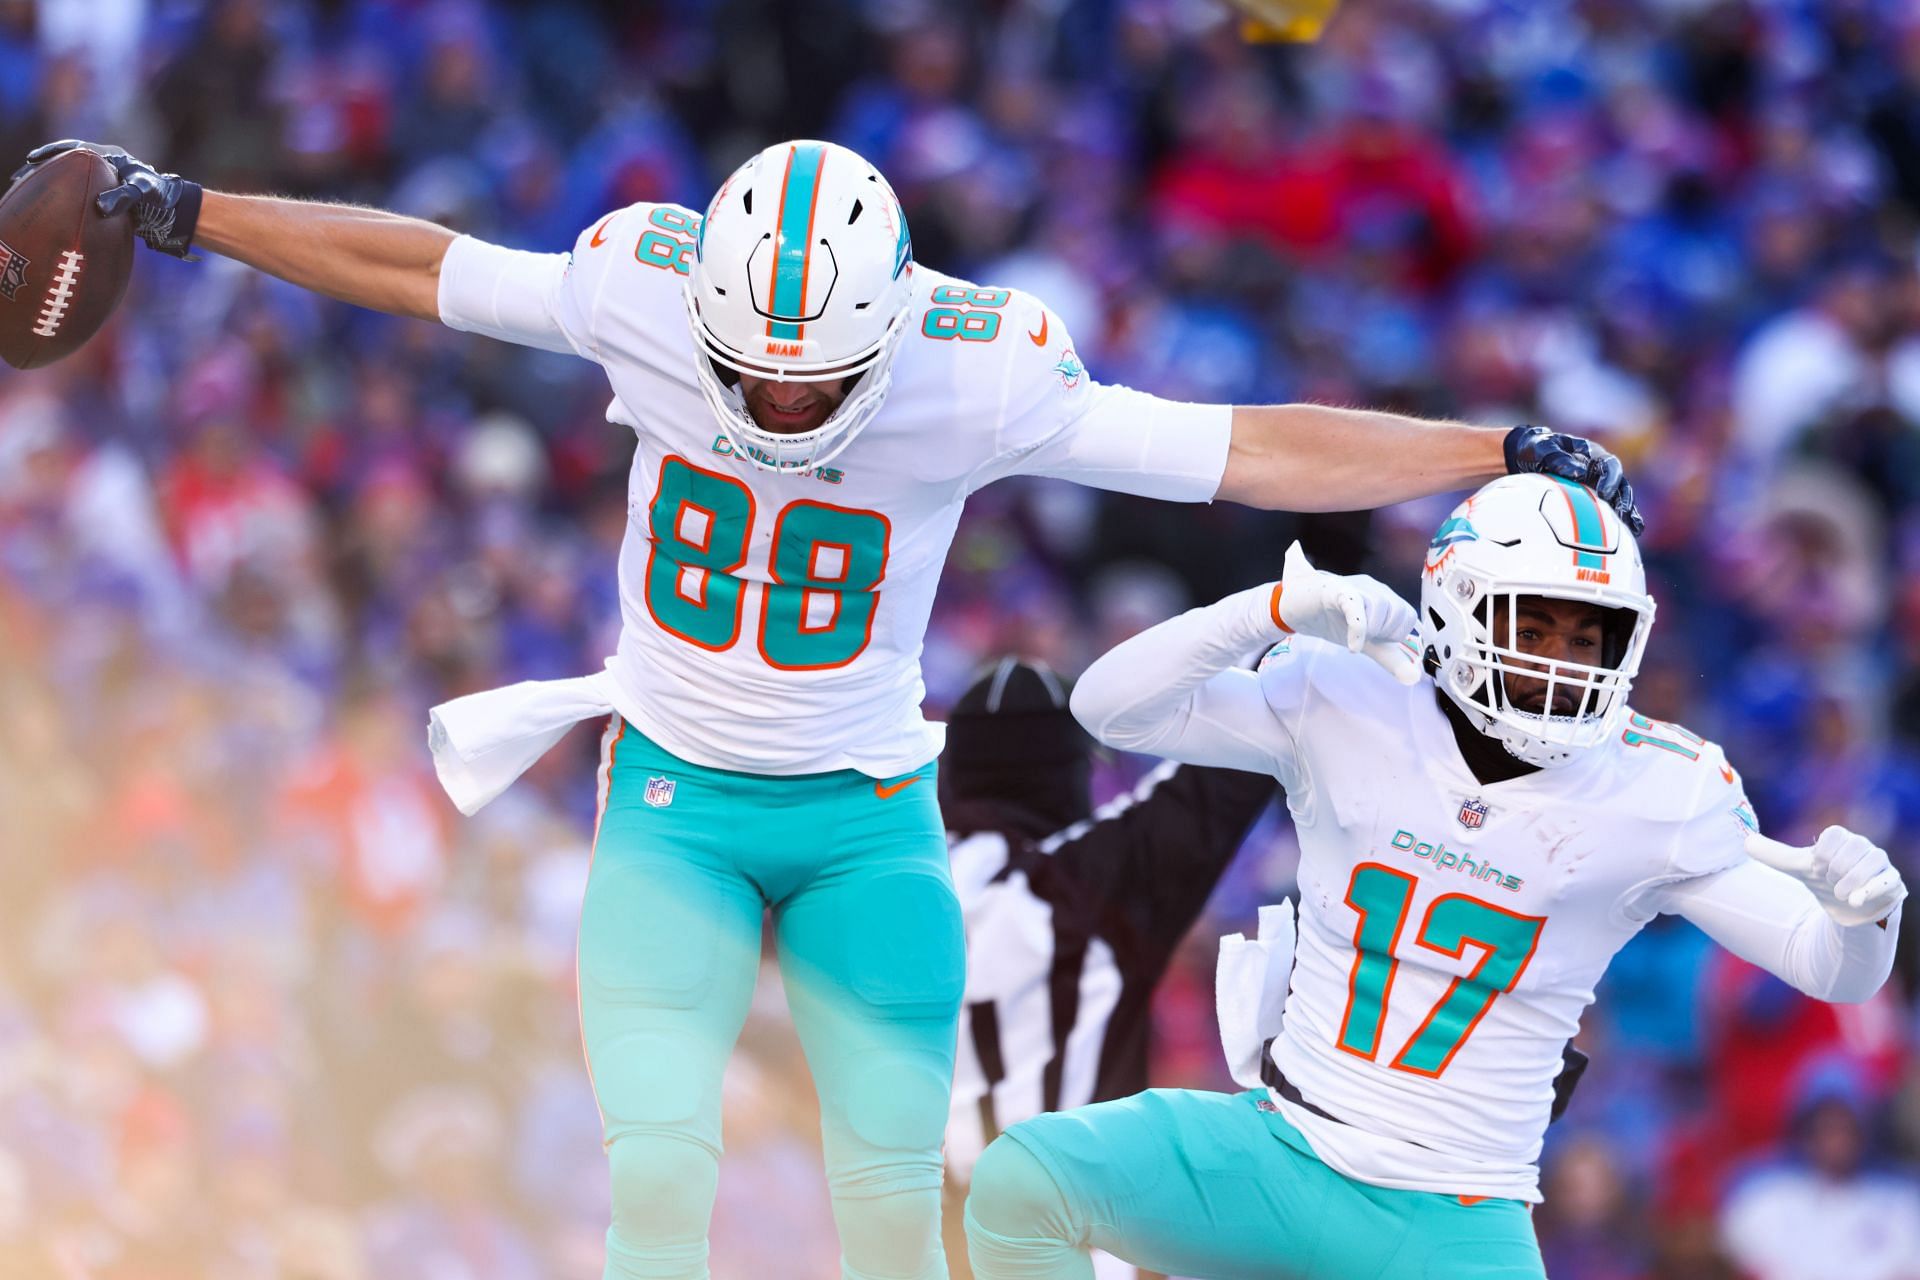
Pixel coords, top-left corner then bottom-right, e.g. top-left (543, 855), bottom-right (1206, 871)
top-left (944, 760), bottom-right (1278, 1182)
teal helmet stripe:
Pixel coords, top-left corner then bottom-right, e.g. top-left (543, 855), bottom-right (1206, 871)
top-left (1548, 475), bottom-right (1608, 569)
top-left (766, 142), bottom-right (827, 342)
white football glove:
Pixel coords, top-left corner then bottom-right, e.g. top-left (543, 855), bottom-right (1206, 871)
top-left (1273, 541), bottom-right (1420, 685)
top-left (1746, 826), bottom-right (1908, 928)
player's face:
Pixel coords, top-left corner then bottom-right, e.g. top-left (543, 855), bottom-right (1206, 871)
top-left (737, 374), bottom-right (854, 436)
top-left (1493, 596), bottom-right (1609, 716)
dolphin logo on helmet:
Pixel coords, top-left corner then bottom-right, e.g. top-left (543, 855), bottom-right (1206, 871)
top-left (683, 140), bottom-right (917, 473)
top-left (1418, 474), bottom-right (1657, 768)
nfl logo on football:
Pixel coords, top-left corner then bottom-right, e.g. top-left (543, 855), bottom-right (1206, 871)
top-left (0, 240), bottom-right (27, 303)
top-left (644, 775), bottom-right (677, 808)
top-left (1457, 797), bottom-right (1490, 830)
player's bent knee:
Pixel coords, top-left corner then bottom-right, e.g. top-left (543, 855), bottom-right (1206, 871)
top-left (965, 1135), bottom-right (1079, 1245)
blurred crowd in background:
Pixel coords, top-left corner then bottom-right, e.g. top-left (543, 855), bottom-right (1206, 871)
top-left (4, 0), bottom-right (1920, 1276)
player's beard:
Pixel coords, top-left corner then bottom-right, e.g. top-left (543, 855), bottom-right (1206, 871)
top-left (741, 377), bottom-right (851, 436)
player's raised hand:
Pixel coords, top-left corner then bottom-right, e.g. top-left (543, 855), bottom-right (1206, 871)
top-left (14, 141), bottom-right (201, 257)
top-left (1274, 541), bottom-right (1421, 685)
top-left (1504, 425), bottom-right (1642, 535)
top-left (1746, 827), bottom-right (1908, 927)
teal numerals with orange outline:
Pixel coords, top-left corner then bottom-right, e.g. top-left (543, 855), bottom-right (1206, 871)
top-left (643, 458), bottom-right (889, 668)
top-left (637, 207), bottom-right (699, 276)
top-left (645, 459), bottom-right (753, 650)
top-left (922, 284), bottom-right (1010, 342)
top-left (759, 501), bottom-right (890, 670)
top-left (1337, 864), bottom-right (1416, 1058)
top-left (1389, 895), bottom-right (1544, 1077)
top-left (1337, 864), bottom-right (1547, 1078)
top-left (1621, 711), bottom-right (1704, 760)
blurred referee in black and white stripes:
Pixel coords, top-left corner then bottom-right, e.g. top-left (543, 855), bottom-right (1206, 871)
top-left (937, 658), bottom-right (1279, 1280)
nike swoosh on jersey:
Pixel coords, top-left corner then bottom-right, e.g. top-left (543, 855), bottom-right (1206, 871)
top-left (1028, 313), bottom-right (1049, 346)
top-left (589, 214), bottom-right (617, 248)
top-left (874, 775), bottom-right (923, 799)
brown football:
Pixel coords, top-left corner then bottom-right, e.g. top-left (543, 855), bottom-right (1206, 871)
top-left (0, 148), bottom-right (136, 370)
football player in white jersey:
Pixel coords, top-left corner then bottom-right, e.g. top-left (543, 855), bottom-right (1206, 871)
top-left (21, 136), bottom-right (1646, 1280)
top-left (962, 473), bottom-right (1907, 1280)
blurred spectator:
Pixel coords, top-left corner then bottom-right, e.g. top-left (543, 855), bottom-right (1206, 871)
top-left (1731, 261), bottom-right (1885, 467)
top-left (364, 1083), bottom-right (541, 1280)
top-left (1719, 1059), bottom-right (1920, 1280)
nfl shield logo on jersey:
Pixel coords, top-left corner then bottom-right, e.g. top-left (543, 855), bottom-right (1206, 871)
top-left (1457, 797), bottom-right (1490, 830)
top-left (644, 776), bottom-right (677, 808)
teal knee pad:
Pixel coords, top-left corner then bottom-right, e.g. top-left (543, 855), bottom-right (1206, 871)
top-left (965, 1136), bottom-right (1082, 1250)
top-left (839, 1056), bottom-right (954, 1158)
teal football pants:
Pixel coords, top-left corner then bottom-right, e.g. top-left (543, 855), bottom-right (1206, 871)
top-left (581, 719), bottom-right (963, 1280)
top-left (964, 1089), bottom-right (1544, 1280)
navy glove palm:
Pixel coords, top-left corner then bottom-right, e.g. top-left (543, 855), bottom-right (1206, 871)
top-left (13, 140), bottom-right (202, 259)
top-left (1503, 425), bottom-right (1642, 534)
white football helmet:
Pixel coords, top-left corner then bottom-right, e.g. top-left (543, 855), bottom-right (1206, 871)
top-left (684, 139), bottom-right (916, 472)
top-left (1419, 474), bottom-right (1656, 768)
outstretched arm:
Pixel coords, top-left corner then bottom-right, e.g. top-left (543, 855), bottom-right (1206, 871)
top-left (196, 193), bottom-right (577, 353)
top-left (1218, 410), bottom-right (1642, 532)
top-left (1219, 406), bottom-right (1502, 510)
top-left (196, 191), bottom-right (455, 322)
top-left (1658, 847), bottom-right (1903, 1005)
top-left (15, 140), bottom-right (457, 321)
top-left (12, 140), bottom-right (553, 328)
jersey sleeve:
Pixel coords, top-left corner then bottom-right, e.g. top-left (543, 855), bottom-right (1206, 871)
top-left (438, 204), bottom-right (693, 364)
top-left (1656, 857), bottom-right (1901, 1004)
top-left (964, 296), bottom-right (1232, 499)
top-left (1071, 584), bottom-right (1299, 785)
top-left (1618, 737), bottom-right (1758, 924)
top-left (436, 234), bottom-right (574, 354)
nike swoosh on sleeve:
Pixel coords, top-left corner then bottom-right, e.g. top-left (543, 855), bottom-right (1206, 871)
top-left (589, 214), bottom-right (617, 248)
top-left (1027, 313), bottom-right (1049, 346)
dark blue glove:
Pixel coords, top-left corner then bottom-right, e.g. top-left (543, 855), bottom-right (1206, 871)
top-left (1503, 424), bottom-right (1642, 535)
top-left (13, 140), bottom-right (202, 259)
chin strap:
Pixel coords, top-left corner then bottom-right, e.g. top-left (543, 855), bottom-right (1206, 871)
top-left (1434, 688), bottom-right (1544, 784)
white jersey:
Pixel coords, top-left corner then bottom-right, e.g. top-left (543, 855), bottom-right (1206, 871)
top-left (1253, 636), bottom-right (1751, 1201)
top-left (1072, 554), bottom-right (1898, 1208)
top-left (438, 206), bottom-right (1231, 776)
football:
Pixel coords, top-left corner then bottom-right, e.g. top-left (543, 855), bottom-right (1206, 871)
top-left (0, 147), bottom-right (135, 370)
